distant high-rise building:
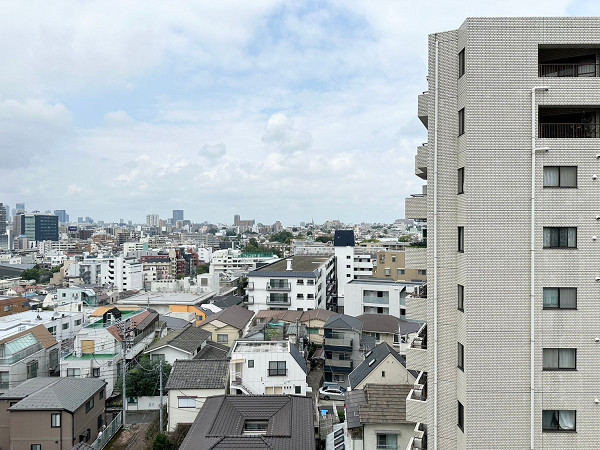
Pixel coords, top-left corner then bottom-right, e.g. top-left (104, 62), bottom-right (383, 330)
top-left (77, 217), bottom-right (84, 223)
top-left (17, 213), bottom-right (59, 241)
top-left (54, 210), bottom-right (69, 223)
top-left (173, 210), bottom-right (184, 223)
top-left (233, 214), bottom-right (255, 229)
top-left (0, 203), bottom-right (8, 250)
top-left (15, 203), bottom-right (25, 214)
top-left (146, 214), bottom-right (160, 227)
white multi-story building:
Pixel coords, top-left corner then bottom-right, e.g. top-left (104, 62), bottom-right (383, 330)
top-left (404, 17), bottom-right (600, 449)
top-left (245, 255), bottom-right (335, 313)
top-left (67, 255), bottom-right (143, 291)
top-left (0, 310), bottom-right (85, 345)
top-left (343, 278), bottom-right (425, 318)
top-left (146, 214), bottom-right (160, 227)
top-left (229, 340), bottom-right (308, 396)
top-left (209, 248), bottom-right (279, 276)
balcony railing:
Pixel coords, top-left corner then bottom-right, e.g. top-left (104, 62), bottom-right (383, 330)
top-left (411, 372), bottom-right (428, 401)
top-left (363, 295), bottom-right (390, 305)
top-left (539, 63), bottom-right (598, 78)
top-left (411, 324), bottom-right (427, 350)
top-left (539, 123), bottom-right (599, 138)
top-left (324, 358), bottom-right (353, 369)
top-left (324, 337), bottom-right (353, 348)
top-left (266, 296), bottom-right (291, 305)
top-left (267, 283), bottom-right (291, 291)
top-left (0, 342), bottom-right (43, 365)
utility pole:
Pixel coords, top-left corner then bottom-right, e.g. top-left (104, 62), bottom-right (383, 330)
top-left (118, 321), bottom-right (128, 429)
top-left (159, 360), bottom-right (163, 433)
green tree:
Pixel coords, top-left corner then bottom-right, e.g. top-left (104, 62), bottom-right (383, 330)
top-left (315, 235), bottom-right (333, 243)
top-left (271, 230), bottom-right (294, 243)
top-left (196, 264), bottom-right (209, 275)
top-left (152, 433), bottom-right (171, 450)
top-left (225, 230), bottom-right (237, 236)
top-left (21, 266), bottom-right (41, 283)
top-left (120, 358), bottom-right (172, 397)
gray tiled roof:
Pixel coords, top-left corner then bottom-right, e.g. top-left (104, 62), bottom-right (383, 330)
top-left (324, 314), bottom-right (362, 331)
top-left (145, 325), bottom-right (211, 354)
top-left (201, 305), bottom-right (254, 331)
top-left (159, 314), bottom-right (191, 330)
top-left (193, 341), bottom-right (230, 360)
top-left (179, 395), bottom-right (315, 450)
top-left (9, 378), bottom-right (105, 413)
top-left (348, 342), bottom-right (417, 389)
top-left (290, 344), bottom-right (308, 374)
top-left (0, 377), bottom-right (58, 399)
top-left (165, 359), bottom-right (229, 390)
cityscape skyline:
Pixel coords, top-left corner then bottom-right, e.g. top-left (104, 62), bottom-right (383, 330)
top-left (3, 2), bottom-right (598, 224)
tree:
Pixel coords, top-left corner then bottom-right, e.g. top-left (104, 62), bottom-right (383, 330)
top-left (121, 358), bottom-right (172, 398)
top-left (271, 230), bottom-right (293, 243)
top-left (196, 264), bottom-right (209, 275)
top-left (225, 230), bottom-right (237, 236)
top-left (20, 267), bottom-right (41, 283)
top-left (315, 235), bottom-right (333, 243)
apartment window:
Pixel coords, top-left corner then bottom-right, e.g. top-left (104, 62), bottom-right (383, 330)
top-left (458, 227), bottom-right (464, 252)
top-left (297, 280), bottom-right (304, 285)
top-left (85, 397), bottom-right (94, 413)
top-left (542, 410), bottom-right (576, 431)
top-left (391, 256), bottom-right (396, 263)
top-left (296, 294), bottom-right (304, 299)
top-left (458, 108), bottom-right (465, 136)
top-left (51, 413), bottom-right (61, 428)
top-left (295, 385), bottom-right (302, 394)
top-left (307, 280), bottom-right (314, 285)
top-left (75, 319), bottom-right (82, 326)
top-left (418, 269), bottom-right (427, 276)
top-left (151, 354), bottom-right (165, 363)
top-left (397, 269), bottom-right (405, 276)
top-left (307, 294), bottom-right (314, 299)
top-left (543, 166), bottom-right (577, 188)
top-left (543, 287), bottom-right (577, 309)
top-left (62, 323), bottom-right (69, 330)
top-left (248, 360), bottom-right (254, 368)
top-left (4, 305), bottom-right (12, 312)
top-left (99, 389), bottom-right (104, 400)
top-left (346, 255), bottom-right (351, 259)
top-left (346, 265), bottom-right (351, 269)
top-left (384, 268), bottom-right (391, 276)
top-left (458, 48), bottom-right (465, 78)
top-left (458, 284), bottom-right (464, 311)
top-left (393, 334), bottom-right (400, 344)
top-left (376, 434), bottom-right (398, 450)
top-left (31, 445), bottom-right (41, 450)
top-left (27, 360), bottom-right (38, 379)
top-left (381, 371), bottom-right (386, 378)
top-left (178, 397), bottom-right (196, 408)
top-left (67, 368), bottom-right (81, 377)
top-left (458, 342), bottom-right (465, 371)
top-left (543, 227), bottom-right (577, 248)
top-left (458, 401), bottom-right (464, 431)
top-left (217, 334), bottom-right (228, 344)
top-left (92, 368), bottom-right (100, 378)
top-left (268, 361), bottom-right (286, 376)
top-left (48, 326), bottom-right (56, 335)
top-left (97, 414), bottom-right (103, 429)
top-left (543, 348), bottom-right (576, 370)
top-left (0, 371), bottom-right (8, 389)
top-left (458, 167), bottom-right (465, 194)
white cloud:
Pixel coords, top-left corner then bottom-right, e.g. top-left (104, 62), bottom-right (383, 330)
top-left (262, 113), bottom-right (312, 153)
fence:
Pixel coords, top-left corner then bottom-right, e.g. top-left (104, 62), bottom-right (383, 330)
top-left (91, 411), bottom-right (123, 449)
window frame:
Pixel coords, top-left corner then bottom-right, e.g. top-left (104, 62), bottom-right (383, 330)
top-left (458, 227), bottom-right (464, 252)
top-left (458, 401), bottom-right (464, 431)
top-left (543, 166), bottom-right (577, 188)
top-left (51, 413), bottom-right (61, 428)
top-left (542, 409), bottom-right (576, 432)
top-left (268, 361), bottom-right (287, 376)
top-left (458, 108), bottom-right (465, 136)
top-left (217, 334), bottom-right (228, 344)
top-left (248, 360), bottom-right (254, 368)
top-left (543, 348), bottom-right (577, 371)
top-left (458, 342), bottom-right (464, 371)
top-left (177, 397), bottom-right (197, 408)
top-left (458, 48), bottom-right (465, 78)
top-left (458, 284), bottom-right (464, 311)
top-left (543, 287), bottom-right (577, 310)
top-left (543, 227), bottom-right (577, 249)
top-left (458, 167), bottom-right (465, 194)
top-left (85, 397), bottom-right (94, 413)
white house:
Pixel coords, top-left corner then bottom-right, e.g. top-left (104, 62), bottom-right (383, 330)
top-left (165, 359), bottom-right (229, 431)
top-left (245, 255), bottom-right (335, 313)
top-left (229, 340), bottom-right (308, 396)
top-left (144, 325), bottom-right (212, 365)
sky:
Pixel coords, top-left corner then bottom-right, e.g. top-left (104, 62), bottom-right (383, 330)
top-left (1, 0), bottom-right (598, 225)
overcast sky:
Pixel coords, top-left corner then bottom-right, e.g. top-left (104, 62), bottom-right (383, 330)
top-left (1, 0), bottom-right (597, 225)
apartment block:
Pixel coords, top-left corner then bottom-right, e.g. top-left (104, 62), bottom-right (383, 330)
top-left (404, 17), bottom-right (600, 449)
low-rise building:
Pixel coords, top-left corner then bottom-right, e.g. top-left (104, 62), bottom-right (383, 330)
top-left (178, 395), bottom-right (315, 450)
top-left (323, 314), bottom-right (363, 388)
top-left (117, 292), bottom-right (213, 325)
top-left (165, 359), bottom-right (229, 432)
top-left (348, 342), bottom-right (417, 390)
top-left (358, 314), bottom-right (423, 355)
top-left (343, 278), bottom-right (425, 318)
top-left (253, 308), bottom-right (336, 345)
top-left (246, 255), bottom-right (335, 313)
top-left (229, 340), bottom-right (308, 396)
top-left (373, 249), bottom-right (427, 282)
top-left (0, 377), bottom-right (106, 450)
top-left (0, 296), bottom-right (30, 317)
top-left (144, 325), bottom-right (212, 365)
top-left (199, 305), bottom-right (254, 347)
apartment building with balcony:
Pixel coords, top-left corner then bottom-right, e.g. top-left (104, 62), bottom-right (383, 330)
top-left (245, 255), bottom-right (335, 313)
top-left (228, 340), bottom-right (308, 396)
top-left (372, 249), bottom-right (427, 282)
top-left (323, 314), bottom-right (363, 388)
top-left (404, 17), bottom-right (600, 449)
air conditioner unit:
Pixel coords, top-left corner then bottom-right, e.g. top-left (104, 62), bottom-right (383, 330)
top-left (413, 437), bottom-right (424, 449)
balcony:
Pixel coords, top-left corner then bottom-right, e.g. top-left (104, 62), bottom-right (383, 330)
top-left (363, 295), bottom-right (390, 305)
top-left (418, 92), bottom-right (429, 128)
top-left (0, 342), bottom-right (43, 365)
top-left (415, 144), bottom-right (428, 180)
top-left (246, 282), bottom-right (254, 291)
top-left (406, 372), bottom-right (429, 424)
top-left (324, 358), bottom-right (353, 369)
top-left (324, 337), bottom-right (353, 352)
top-left (405, 195), bottom-right (427, 221)
top-left (244, 295), bottom-right (254, 305)
top-left (539, 107), bottom-right (600, 138)
top-left (539, 63), bottom-right (599, 77)
top-left (538, 48), bottom-right (600, 78)
top-left (267, 282), bottom-right (291, 291)
top-left (266, 295), bottom-right (291, 306)
top-left (406, 423), bottom-right (428, 450)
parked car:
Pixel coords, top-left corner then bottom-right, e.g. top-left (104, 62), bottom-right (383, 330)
top-left (319, 386), bottom-right (346, 401)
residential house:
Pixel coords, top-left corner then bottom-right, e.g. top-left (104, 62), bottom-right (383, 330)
top-left (199, 305), bottom-right (254, 347)
top-left (245, 255), bottom-right (335, 313)
top-left (192, 341), bottom-right (229, 360)
top-left (0, 377), bottom-right (106, 450)
top-left (229, 340), bottom-right (308, 396)
top-left (0, 296), bottom-right (30, 317)
top-left (358, 314), bottom-right (423, 355)
top-left (144, 325), bottom-right (212, 365)
top-left (0, 324), bottom-right (59, 394)
top-left (165, 359), bottom-right (229, 431)
top-left (117, 292), bottom-right (213, 325)
top-left (323, 314), bottom-right (363, 388)
top-left (346, 384), bottom-right (414, 450)
top-left (348, 342), bottom-right (417, 390)
top-left (253, 308), bottom-right (336, 345)
top-left (178, 395), bottom-right (315, 450)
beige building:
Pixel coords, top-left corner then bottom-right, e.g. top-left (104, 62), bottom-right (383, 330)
top-left (404, 17), bottom-right (600, 449)
top-left (199, 305), bottom-right (254, 347)
top-left (0, 377), bottom-right (106, 450)
top-left (372, 249), bottom-right (427, 282)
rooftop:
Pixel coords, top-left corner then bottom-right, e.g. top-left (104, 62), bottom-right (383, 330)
top-left (357, 314), bottom-right (423, 335)
top-left (349, 342), bottom-right (417, 389)
top-left (201, 305), bottom-right (254, 331)
top-left (165, 359), bottom-right (229, 390)
top-left (118, 291), bottom-right (215, 305)
top-left (145, 325), bottom-right (211, 354)
top-left (248, 255), bottom-right (331, 277)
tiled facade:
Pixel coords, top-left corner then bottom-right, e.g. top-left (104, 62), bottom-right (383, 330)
top-left (405, 18), bottom-right (600, 449)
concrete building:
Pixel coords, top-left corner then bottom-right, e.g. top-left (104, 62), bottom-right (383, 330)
top-left (146, 214), bottom-right (160, 228)
top-left (228, 340), bottom-right (308, 396)
top-left (403, 17), bottom-right (600, 449)
top-left (246, 255), bottom-right (335, 313)
top-left (17, 213), bottom-right (59, 242)
top-left (0, 203), bottom-right (8, 250)
top-left (373, 249), bottom-right (428, 282)
top-left (172, 209), bottom-right (184, 223)
top-left (323, 314), bottom-right (363, 388)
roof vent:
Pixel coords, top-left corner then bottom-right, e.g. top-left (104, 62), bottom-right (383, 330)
top-left (286, 259), bottom-right (293, 271)
top-left (368, 359), bottom-right (376, 366)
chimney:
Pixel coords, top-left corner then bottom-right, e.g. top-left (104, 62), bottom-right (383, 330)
top-left (286, 259), bottom-right (293, 271)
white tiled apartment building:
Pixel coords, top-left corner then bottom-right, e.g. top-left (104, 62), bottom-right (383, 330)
top-left (404, 17), bottom-right (600, 450)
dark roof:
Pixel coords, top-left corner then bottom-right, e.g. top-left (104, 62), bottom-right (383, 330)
top-left (324, 314), bottom-right (362, 331)
top-left (358, 384), bottom-right (412, 424)
top-left (179, 395), bottom-right (315, 450)
top-left (290, 344), bottom-right (308, 374)
top-left (159, 314), bottom-right (191, 330)
top-left (165, 359), bottom-right (229, 390)
top-left (212, 295), bottom-right (244, 309)
top-left (358, 314), bottom-right (423, 335)
top-left (248, 255), bottom-right (330, 278)
top-left (145, 325), bottom-right (211, 355)
top-left (348, 342), bottom-right (417, 389)
top-left (8, 377), bottom-right (106, 413)
top-left (334, 230), bottom-right (355, 247)
top-left (193, 341), bottom-right (230, 360)
top-left (201, 305), bottom-right (254, 331)
top-left (345, 390), bottom-right (367, 429)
